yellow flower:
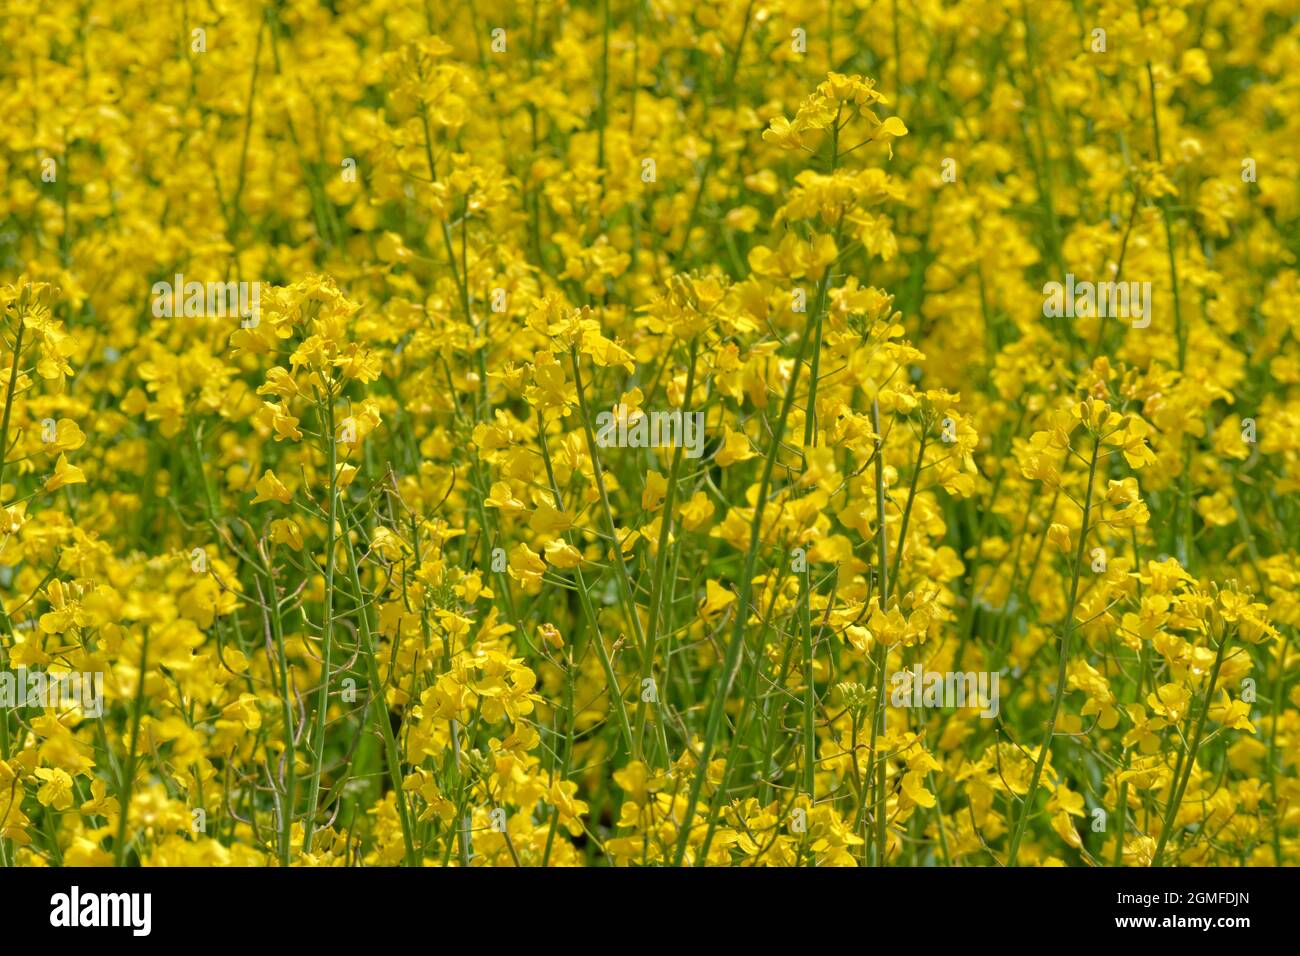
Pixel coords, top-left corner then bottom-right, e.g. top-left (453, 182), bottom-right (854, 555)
top-left (35, 767), bottom-right (74, 810)
top-left (251, 469), bottom-right (292, 505)
top-left (538, 623), bottom-right (564, 649)
top-left (543, 539), bottom-right (582, 569)
top-left (1208, 692), bottom-right (1256, 733)
top-left (269, 518), bottom-right (304, 550)
top-left (762, 115), bottom-right (806, 150)
top-left (714, 427), bottom-right (755, 467)
top-left (44, 453), bottom-right (85, 492)
top-left (548, 779), bottom-right (589, 837)
top-left (484, 481), bottom-right (527, 513)
top-left (41, 418), bottom-right (85, 454)
top-left (901, 771), bottom-right (935, 808)
top-left (1046, 523), bottom-right (1072, 553)
top-left (1148, 684), bottom-right (1192, 723)
top-left (221, 693), bottom-right (263, 731)
top-left (700, 580), bottom-right (736, 619)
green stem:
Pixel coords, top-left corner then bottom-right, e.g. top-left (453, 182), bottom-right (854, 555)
top-left (114, 627), bottom-right (149, 867)
top-left (301, 391), bottom-right (337, 853)
top-left (866, 398), bottom-right (890, 864)
top-left (633, 337), bottom-right (699, 761)
top-left (671, 296), bottom-right (820, 866)
top-left (536, 412), bottom-right (637, 759)
top-left (342, 505), bottom-right (419, 865)
top-left (1152, 629), bottom-right (1231, 867)
top-left (568, 348), bottom-right (650, 664)
top-left (1006, 433), bottom-right (1100, 865)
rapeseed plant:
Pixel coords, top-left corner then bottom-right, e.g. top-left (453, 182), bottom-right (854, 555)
top-left (0, 0), bottom-right (1297, 868)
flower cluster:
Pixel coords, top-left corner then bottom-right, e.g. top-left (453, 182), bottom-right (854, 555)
top-left (1, 0), bottom-right (1296, 867)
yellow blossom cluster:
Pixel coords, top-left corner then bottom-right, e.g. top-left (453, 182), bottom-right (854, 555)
top-left (1, 0), bottom-right (1297, 868)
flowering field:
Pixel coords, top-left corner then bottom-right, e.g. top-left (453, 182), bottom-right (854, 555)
top-left (1, 0), bottom-right (1297, 869)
